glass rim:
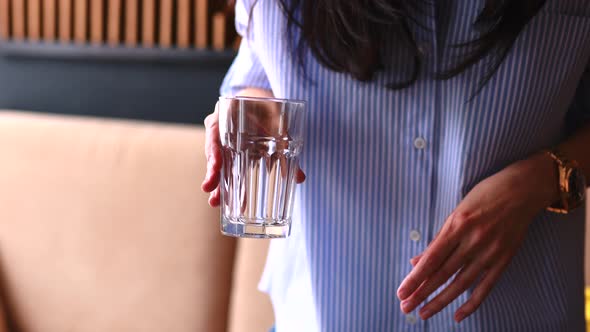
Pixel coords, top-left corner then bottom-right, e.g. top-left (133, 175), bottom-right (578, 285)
top-left (219, 95), bottom-right (307, 107)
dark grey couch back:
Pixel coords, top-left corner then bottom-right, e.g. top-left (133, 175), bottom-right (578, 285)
top-left (0, 44), bottom-right (233, 124)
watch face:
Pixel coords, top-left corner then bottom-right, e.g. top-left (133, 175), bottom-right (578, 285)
top-left (568, 168), bottom-right (587, 202)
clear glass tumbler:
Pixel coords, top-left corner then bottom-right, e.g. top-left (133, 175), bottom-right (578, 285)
top-left (217, 96), bottom-right (306, 238)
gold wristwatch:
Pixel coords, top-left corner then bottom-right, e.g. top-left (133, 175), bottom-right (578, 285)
top-left (545, 149), bottom-right (586, 214)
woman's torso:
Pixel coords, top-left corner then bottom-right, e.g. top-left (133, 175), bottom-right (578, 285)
top-left (229, 0), bottom-right (590, 331)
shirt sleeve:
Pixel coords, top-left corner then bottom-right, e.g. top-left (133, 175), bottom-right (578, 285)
top-left (219, 0), bottom-right (271, 96)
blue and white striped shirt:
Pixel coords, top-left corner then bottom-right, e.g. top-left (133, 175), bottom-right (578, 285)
top-left (221, 1), bottom-right (590, 331)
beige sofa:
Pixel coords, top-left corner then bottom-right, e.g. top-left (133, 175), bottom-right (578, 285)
top-left (0, 111), bottom-right (273, 332)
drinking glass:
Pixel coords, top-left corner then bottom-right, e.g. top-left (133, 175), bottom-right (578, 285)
top-left (217, 96), bottom-right (306, 238)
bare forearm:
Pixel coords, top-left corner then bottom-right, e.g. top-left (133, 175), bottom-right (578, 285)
top-left (236, 88), bottom-right (273, 98)
top-left (524, 123), bottom-right (590, 209)
top-left (559, 123), bottom-right (590, 182)
top-left (0, 296), bottom-right (8, 332)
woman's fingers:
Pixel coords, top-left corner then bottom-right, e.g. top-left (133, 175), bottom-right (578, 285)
top-left (418, 258), bottom-right (487, 320)
top-left (208, 186), bottom-right (221, 207)
top-left (397, 227), bottom-right (458, 300)
top-left (202, 110), bottom-right (222, 194)
top-left (401, 246), bottom-right (467, 314)
top-left (410, 226), bottom-right (443, 267)
top-left (296, 169), bottom-right (306, 183)
top-left (454, 255), bottom-right (511, 322)
top-left (202, 100), bottom-right (306, 210)
top-left (410, 254), bottom-right (423, 267)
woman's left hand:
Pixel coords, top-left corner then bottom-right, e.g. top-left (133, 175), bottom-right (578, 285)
top-left (396, 152), bottom-right (559, 323)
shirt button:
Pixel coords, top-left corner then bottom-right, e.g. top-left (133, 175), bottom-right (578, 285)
top-left (419, 43), bottom-right (431, 55)
top-left (406, 314), bottom-right (418, 324)
top-left (414, 137), bottom-right (426, 149)
top-left (410, 230), bottom-right (421, 242)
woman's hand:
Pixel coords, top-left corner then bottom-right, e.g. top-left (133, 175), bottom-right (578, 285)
top-left (396, 152), bottom-right (559, 322)
top-left (201, 108), bottom-right (224, 207)
top-left (201, 89), bottom-right (306, 207)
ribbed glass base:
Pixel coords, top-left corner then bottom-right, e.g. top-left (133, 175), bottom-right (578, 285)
top-left (221, 216), bottom-right (291, 239)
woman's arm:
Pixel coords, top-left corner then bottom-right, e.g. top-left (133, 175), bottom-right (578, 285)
top-left (560, 123), bottom-right (590, 181)
top-left (0, 295), bottom-right (9, 332)
top-left (396, 124), bottom-right (590, 322)
top-left (518, 122), bottom-right (590, 212)
top-left (561, 63), bottom-right (590, 179)
top-left (397, 63), bottom-right (590, 322)
top-left (235, 88), bottom-right (274, 98)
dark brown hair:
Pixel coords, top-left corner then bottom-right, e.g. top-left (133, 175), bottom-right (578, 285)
top-left (274, 0), bottom-right (546, 92)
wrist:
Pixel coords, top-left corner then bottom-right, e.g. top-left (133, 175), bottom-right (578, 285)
top-left (510, 152), bottom-right (560, 211)
top-left (529, 152), bottom-right (561, 210)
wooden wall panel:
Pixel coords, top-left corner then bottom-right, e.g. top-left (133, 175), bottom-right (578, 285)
top-left (212, 12), bottom-right (225, 51)
top-left (107, 0), bottom-right (121, 45)
top-left (11, 0), bottom-right (25, 40)
top-left (2, 0), bottom-right (235, 50)
top-left (195, 0), bottom-right (207, 49)
top-left (90, 0), bottom-right (104, 44)
top-left (43, 0), bottom-right (57, 41)
top-left (74, 0), bottom-right (87, 44)
top-left (0, 0), bottom-right (10, 40)
top-left (159, 0), bottom-right (173, 48)
top-left (142, 0), bottom-right (155, 47)
top-left (58, 0), bottom-right (72, 42)
top-left (124, 0), bottom-right (137, 46)
top-left (28, 0), bottom-right (42, 41)
top-left (177, 0), bottom-right (190, 48)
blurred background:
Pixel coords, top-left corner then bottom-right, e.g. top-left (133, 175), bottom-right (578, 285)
top-left (0, 1), bottom-right (588, 332)
top-left (0, 1), bottom-right (275, 332)
top-left (0, 0), bottom-right (237, 123)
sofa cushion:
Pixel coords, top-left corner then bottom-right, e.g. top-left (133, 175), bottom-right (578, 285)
top-left (0, 112), bottom-right (236, 332)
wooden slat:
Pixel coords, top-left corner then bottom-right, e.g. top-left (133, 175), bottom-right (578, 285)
top-left (28, 0), bottom-right (42, 41)
top-left (74, 0), bottom-right (87, 44)
top-left (212, 12), bottom-right (225, 51)
top-left (142, 0), bottom-right (155, 47)
top-left (58, 0), bottom-right (71, 42)
top-left (43, 0), bottom-right (57, 41)
top-left (195, 0), bottom-right (207, 49)
top-left (124, 0), bottom-right (137, 46)
top-left (90, 0), bottom-right (103, 44)
top-left (177, 0), bottom-right (190, 48)
top-left (159, 0), bottom-right (172, 48)
top-left (107, 0), bottom-right (121, 45)
top-left (11, 0), bottom-right (25, 40)
top-left (0, 0), bottom-right (9, 40)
